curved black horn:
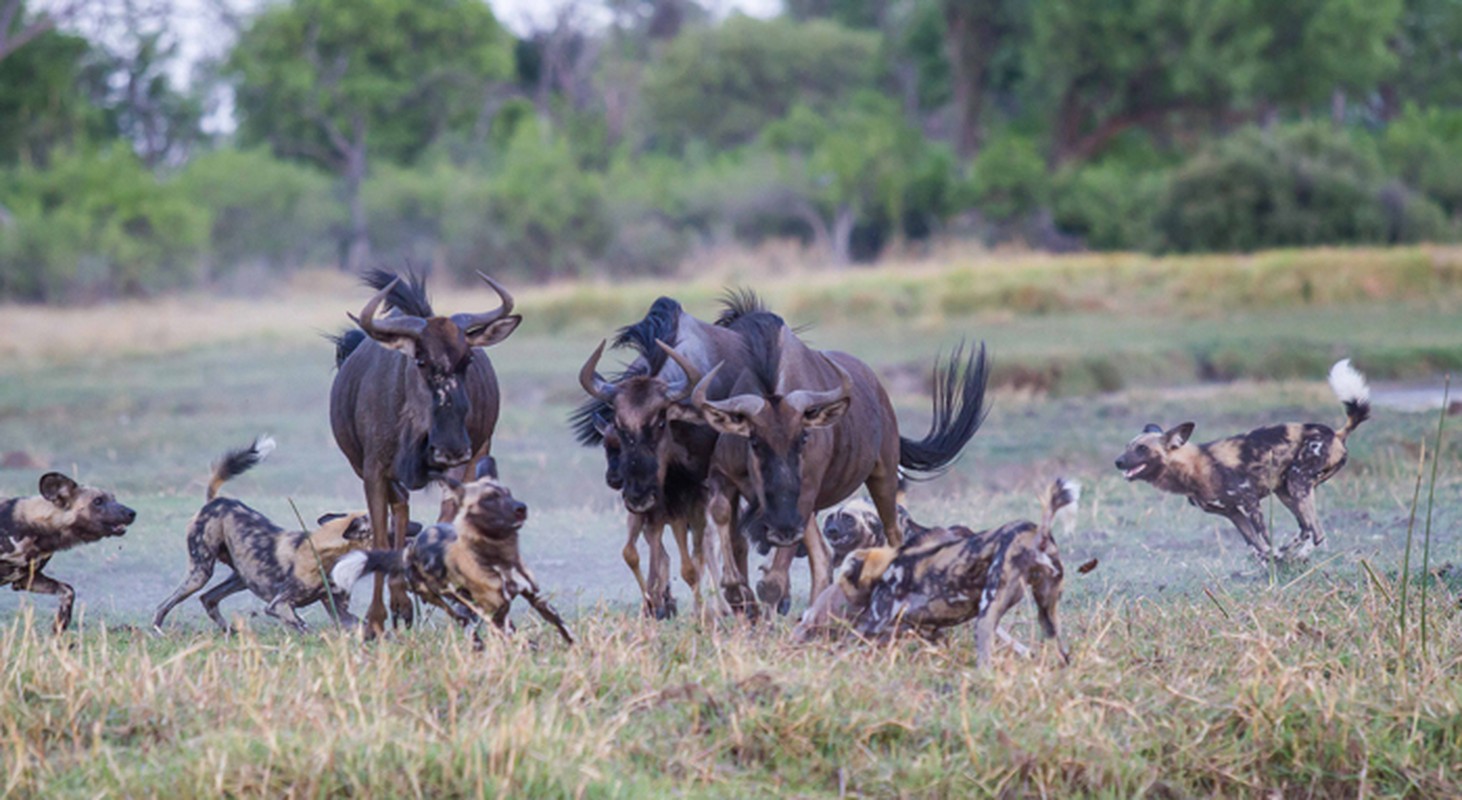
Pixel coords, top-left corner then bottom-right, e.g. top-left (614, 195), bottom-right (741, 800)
top-left (656, 340), bottom-right (703, 403)
top-left (353, 277), bottom-right (427, 341)
top-left (786, 358), bottom-right (854, 413)
top-left (578, 340), bottom-right (616, 403)
top-left (691, 362), bottom-right (766, 418)
top-left (449, 271), bottom-right (516, 333)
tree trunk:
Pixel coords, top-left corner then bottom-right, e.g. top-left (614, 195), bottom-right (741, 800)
top-left (831, 205), bottom-right (856, 266)
top-left (942, 0), bottom-right (999, 161)
top-left (342, 125), bottom-right (370, 273)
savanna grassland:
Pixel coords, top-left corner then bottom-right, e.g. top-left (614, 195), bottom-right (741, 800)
top-left (2, 247), bottom-right (1461, 797)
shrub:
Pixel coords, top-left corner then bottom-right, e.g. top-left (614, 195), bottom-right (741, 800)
top-left (967, 134), bottom-right (1048, 225)
top-left (1152, 124), bottom-right (1451, 252)
top-left (1050, 160), bottom-right (1164, 250)
top-left (0, 144), bottom-right (209, 301)
top-left (1380, 105), bottom-right (1462, 218)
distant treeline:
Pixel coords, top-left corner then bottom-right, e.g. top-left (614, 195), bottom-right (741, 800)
top-left (2, 0), bottom-right (1461, 301)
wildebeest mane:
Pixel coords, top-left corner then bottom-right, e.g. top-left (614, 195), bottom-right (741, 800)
top-left (362, 267), bottom-right (434, 318)
top-left (612, 296), bottom-right (682, 375)
top-left (326, 328), bottom-right (369, 369)
top-left (722, 309), bottom-right (786, 392)
top-left (715, 288), bottom-right (766, 327)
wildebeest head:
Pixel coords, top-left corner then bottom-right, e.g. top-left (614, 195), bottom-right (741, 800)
top-left (352, 272), bottom-right (521, 474)
top-left (1114, 422), bottom-right (1195, 484)
top-left (38, 472), bottom-right (136, 541)
top-left (691, 359), bottom-right (853, 547)
top-left (578, 340), bottom-right (702, 514)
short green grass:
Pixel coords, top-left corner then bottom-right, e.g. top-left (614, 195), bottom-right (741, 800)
top-left (1, 248), bottom-right (1460, 796)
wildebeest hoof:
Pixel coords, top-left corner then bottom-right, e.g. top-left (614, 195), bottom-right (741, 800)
top-left (776, 596), bottom-right (791, 617)
top-left (755, 577), bottom-right (787, 612)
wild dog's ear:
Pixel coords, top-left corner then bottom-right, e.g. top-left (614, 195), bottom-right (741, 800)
top-left (1142, 423), bottom-right (1163, 434)
top-left (475, 455), bottom-right (498, 481)
top-left (1164, 422), bottom-right (1196, 449)
top-left (802, 397), bottom-right (851, 429)
top-left (344, 514), bottom-right (373, 540)
top-left (464, 314), bottom-right (522, 348)
top-left (665, 402), bottom-right (704, 425)
top-left (406, 520), bottom-right (424, 538)
top-left (317, 512), bottom-right (346, 526)
top-left (38, 473), bottom-right (78, 507)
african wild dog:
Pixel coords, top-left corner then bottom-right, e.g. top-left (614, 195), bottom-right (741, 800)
top-left (795, 479), bottom-right (1078, 668)
top-left (0, 472), bottom-right (135, 632)
top-left (332, 477), bottom-right (574, 645)
top-left (1114, 359), bottom-right (1370, 561)
top-left (152, 438), bottom-right (376, 632)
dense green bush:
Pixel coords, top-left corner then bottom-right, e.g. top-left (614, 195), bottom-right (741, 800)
top-left (177, 148), bottom-right (340, 275)
top-left (1152, 124), bottom-right (1451, 252)
top-left (1051, 160), bottom-right (1164, 250)
top-left (968, 134), bottom-right (1048, 225)
top-left (1381, 105), bottom-right (1462, 218)
top-left (0, 144), bottom-right (209, 301)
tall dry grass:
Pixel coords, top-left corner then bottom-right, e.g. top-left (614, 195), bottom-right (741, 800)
top-left (3, 573), bottom-right (1459, 797)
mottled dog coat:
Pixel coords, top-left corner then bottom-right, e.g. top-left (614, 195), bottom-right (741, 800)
top-left (796, 479), bottom-right (1078, 668)
top-left (152, 438), bottom-right (373, 632)
top-left (332, 477), bottom-right (574, 644)
top-left (1114, 359), bottom-right (1370, 561)
top-left (0, 472), bottom-right (135, 632)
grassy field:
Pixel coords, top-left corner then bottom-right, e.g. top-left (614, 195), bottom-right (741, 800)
top-left (1, 247), bottom-right (1460, 796)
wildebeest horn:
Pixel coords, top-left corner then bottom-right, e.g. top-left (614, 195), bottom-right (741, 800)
top-left (449, 271), bottom-right (515, 334)
top-left (691, 362), bottom-right (766, 418)
top-left (578, 340), bottom-right (616, 403)
top-left (786, 359), bottom-right (853, 413)
top-left (353, 277), bottom-right (427, 341)
top-left (656, 340), bottom-right (702, 402)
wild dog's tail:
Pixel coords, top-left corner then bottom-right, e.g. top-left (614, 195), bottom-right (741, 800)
top-left (1328, 359), bottom-right (1371, 440)
top-left (1038, 478), bottom-right (1081, 545)
top-left (330, 549), bottom-right (407, 592)
top-left (207, 436), bottom-right (276, 500)
top-left (899, 341), bottom-right (991, 476)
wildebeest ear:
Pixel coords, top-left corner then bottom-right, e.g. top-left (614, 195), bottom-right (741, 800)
top-left (1142, 423), bottom-right (1163, 434)
top-left (38, 472), bottom-right (78, 507)
top-left (802, 397), bottom-right (851, 429)
top-left (465, 314), bottom-right (522, 348)
top-left (1164, 422), bottom-right (1196, 449)
top-left (317, 512), bottom-right (346, 526)
top-left (665, 403), bottom-right (704, 425)
top-left (700, 406), bottom-right (754, 438)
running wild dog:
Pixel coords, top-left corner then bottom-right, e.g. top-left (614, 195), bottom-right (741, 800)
top-left (796, 479), bottom-right (1078, 668)
top-left (332, 477), bottom-right (574, 645)
top-left (0, 472), bottom-right (135, 632)
top-left (152, 438), bottom-right (374, 632)
top-left (1114, 359), bottom-right (1370, 561)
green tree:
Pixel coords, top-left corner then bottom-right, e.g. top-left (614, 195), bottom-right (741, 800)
top-left (639, 14), bottom-right (879, 151)
top-left (227, 0), bottom-right (514, 272)
top-left (0, 25), bottom-right (109, 166)
top-left (1385, 0), bottom-right (1462, 111)
top-left (1248, 0), bottom-right (1400, 116)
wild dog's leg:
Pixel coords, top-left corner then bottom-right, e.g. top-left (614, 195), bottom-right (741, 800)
top-left (324, 590), bottom-right (358, 628)
top-left (388, 483), bottom-right (414, 628)
top-left (199, 573), bottom-right (249, 632)
top-left (1223, 502), bottom-right (1273, 560)
top-left (264, 594), bottom-right (309, 632)
top-left (621, 511), bottom-right (654, 615)
top-left (1030, 570), bottom-right (1070, 665)
top-left (152, 542), bottom-right (219, 630)
top-left (973, 609), bottom-right (998, 669)
top-left (1275, 486), bottom-right (1324, 560)
top-left (756, 546), bottom-right (796, 616)
top-left (17, 572), bottom-right (77, 634)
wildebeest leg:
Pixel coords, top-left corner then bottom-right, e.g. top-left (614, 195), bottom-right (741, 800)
top-left (802, 515), bottom-right (833, 606)
top-left (645, 521), bottom-right (676, 619)
top-left (363, 474), bottom-right (393, 638)
top-left (756, 546), bottom-right (795, 616)
top-left (670, 513), bottom-right (699, 609)
top-left (621, 512), bottom-right (654, 614)
top-left (865, 466), bottom-right (904, 547)
top-left (152, 551), bottom-right (219, 631)
top-left (199, 573), bottom-right (249, 633)
top-left (16, 571), bottom-right (77, 634)
top-left (709, 484), bottom-right (754, 617)
top-left (388, 483), bottom-right (414, 628)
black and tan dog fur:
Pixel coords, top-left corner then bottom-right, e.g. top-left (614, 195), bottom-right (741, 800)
top-left (795, 479), bottom-right (1077, 668)
top-left (1114, 359), bottom-right (1370, 561)
top-left (152, 438), bottom-right (374, 632)
top-left (0, 472), bottom-right (135, 632)
top-left (332, 477), bottom-right (574, 644)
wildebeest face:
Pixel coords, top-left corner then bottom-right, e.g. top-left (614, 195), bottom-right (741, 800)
top-left (594, 416), bottom-right (625, 491)
top-left (1114, 422), bottom-right (1195, 483)
top-left (40, 472), bottom-right (136, 541)
top-left (697, 383), bottom-right (851, 547)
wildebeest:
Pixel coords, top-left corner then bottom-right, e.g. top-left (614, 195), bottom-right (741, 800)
top-left (795, 478), bottom-right (1078, 668)
top-left (330, 269), bottom-right (521, 635)
top-left (151, 437), bottom-right (377, 633)
top-left (1114, 359), bottom-right (1370, 561)
top-left (690, 308), bottom-right (990, 611)
top-left (0, 472), bottom-right (135, 632)
top-left (571, 296), bottom-right (750, 618)
top-left (331, 476), bottom-right (574, 646)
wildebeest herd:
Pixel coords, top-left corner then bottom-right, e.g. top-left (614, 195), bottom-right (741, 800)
top-left (0, 270), bottom-right (1373, 665)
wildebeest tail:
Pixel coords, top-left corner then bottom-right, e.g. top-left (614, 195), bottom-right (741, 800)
top-left (1328, 359), bottom-right (1371, 439)
top-left (207, 436), bottom-right (276, 500)
top-left (1039, 478), bottom-right (1081, 543)
top-left (330, 549), bottom-right (407, 592)
top-left (898, 341), bottom-right (990, 476)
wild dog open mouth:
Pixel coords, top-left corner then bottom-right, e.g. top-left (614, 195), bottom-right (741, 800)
top-left (1123, 463), bottom-right (1151, 481)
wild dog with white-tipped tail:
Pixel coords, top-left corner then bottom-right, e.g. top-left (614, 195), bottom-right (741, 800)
top-left (1114, 359), bottom-right (1371, 561)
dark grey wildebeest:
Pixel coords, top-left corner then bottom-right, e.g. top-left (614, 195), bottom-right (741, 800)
top-left (330, 269), bottom-right (521, 635)
top-left (689, 308), bottom-right (989, 612)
